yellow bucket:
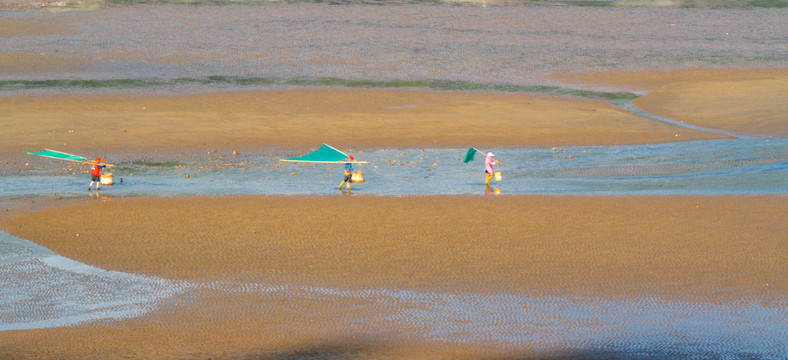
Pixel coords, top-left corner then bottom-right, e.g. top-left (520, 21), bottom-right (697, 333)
top-left (494, 172), bottom-right (502, 181)
top-left (100, 172), bottom-right (114, 186)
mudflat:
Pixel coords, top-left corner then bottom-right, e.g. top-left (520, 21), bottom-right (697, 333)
top-left (3, 68), bottom-right (787, 166)
top-left (632, 69), bottom-right (788, 137)
top-left (0, 87), bottom-right (723, 162)
top-left (2, 4), bottom-right (786, 357)
top-left (1, 195), bottom-right (785, 359)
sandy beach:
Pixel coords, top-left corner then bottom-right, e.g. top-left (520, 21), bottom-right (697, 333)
top-left (2, 68), bottom-right (786, 165)
top-left (2, 2), bottom-right (787, 358)
top-left (0, 87), bottom-right (726, 164)
top-left (1, 195), bottom-right (785, 359)
top-left (1, 68), bottom-right (786, 358)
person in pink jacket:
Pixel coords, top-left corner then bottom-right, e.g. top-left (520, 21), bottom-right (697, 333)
top-left (484, 152), bottom-right (496, 185)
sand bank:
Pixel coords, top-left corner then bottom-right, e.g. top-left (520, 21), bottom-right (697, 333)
top-left (4, 195), bottom-right (784, 301)
top-left (632, 69), bottom-right (788, 137)
top-left (0, 87), bottom-right (723, 162)
top-left (551, 67), bottom-right (788, 138)
top-left (0, 194), bottom-right (785, 359)
top-left (3, 68), bottom-right (786, 166)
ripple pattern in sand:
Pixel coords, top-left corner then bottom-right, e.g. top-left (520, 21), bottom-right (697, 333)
top-left (2, 228), bottom-right (785, 358)
top-left (0, 232), bottom-right (190, 331)
top-left (198, 280), bottom-right (786, 358)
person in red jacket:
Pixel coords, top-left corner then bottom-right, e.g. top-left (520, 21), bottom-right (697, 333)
top-left (88, 157), bottom-right (107, 191)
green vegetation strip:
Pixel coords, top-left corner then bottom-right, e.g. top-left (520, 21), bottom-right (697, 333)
top-left (0, 76), bottom-right (639, 101)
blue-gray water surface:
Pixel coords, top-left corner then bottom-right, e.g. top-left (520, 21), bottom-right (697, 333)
top-left (2, 138), bottom-right (786, 358)
top-left (2, 1), bottom-right (787, 357)
top-left (3, 138), bottom-right (786, 197)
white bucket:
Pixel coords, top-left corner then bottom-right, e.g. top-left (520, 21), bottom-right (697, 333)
top-left (494, 172), bottom-right (502, 181)
top-left (100, 172), bottom-right (114, 186)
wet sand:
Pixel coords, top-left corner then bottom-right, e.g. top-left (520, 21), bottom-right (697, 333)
top-left (0, 87), bottom-right (724, 163)
top-left (1, 194), bottom-right (785, 359)
top-left (0, 67), bottom-right (786, 358)
top-left (4, 195), bottom-right (785, 300)
top-left (551, 67), bottom-right (788, 137)
top-left (2, 68), bottom-right (787, 167)
top-left (632, 69), bottom-right (788, 137)
top-left (2, 2), bottom-right (787, 357)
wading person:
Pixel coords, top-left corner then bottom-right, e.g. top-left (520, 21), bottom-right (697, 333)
top-left (88, 157), bottom-right (106, 191)
top-left (484, 152), bottom-right (496, 185)
top-left (338, 155), bottom-right (355, 190)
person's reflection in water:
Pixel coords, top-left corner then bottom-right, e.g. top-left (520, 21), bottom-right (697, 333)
top-left (484, 185), bottom-right (501, 196)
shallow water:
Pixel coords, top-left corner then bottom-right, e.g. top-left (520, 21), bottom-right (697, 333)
top-left (2, 1), bottom-right (786, 357)
top-left (3, 138), bottom-right (786, 197)
top-left (0, 231), bottom-right (189, 331)
top-left (3, 138), bottom-right (785, 355)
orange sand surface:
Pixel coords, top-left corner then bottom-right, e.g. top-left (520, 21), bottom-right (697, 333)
top-left (1, 195), bottom-right (785, 359)
top-left (3, 68), bottom-right (786, 167)
top-left (549, 67), bottom-right (785, 94)
top-left (2, 64), bottom-right (786, 358)
top-left (0, 87), bottom-right (723, 163)
top-left (632, 70), bottom-right (788, 137)
top-left (552, 67), bottom-right (788, 138)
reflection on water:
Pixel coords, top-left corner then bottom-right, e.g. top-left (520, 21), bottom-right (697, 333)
top-left (2, 2), bottom-right (785, 356)
top-left (4, 138), bottom-right (786, 197)
top-left (484, 184), bottom-right (501, 195)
